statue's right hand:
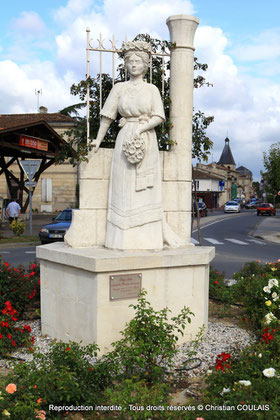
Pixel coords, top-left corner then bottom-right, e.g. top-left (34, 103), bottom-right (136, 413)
top-left (91, 139), bottom-right (100, 153)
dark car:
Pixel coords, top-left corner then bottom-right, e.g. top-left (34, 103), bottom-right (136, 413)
top-left (39, 209), bottom-right (74, 244)
top-left (193, 201), bottom-right (208, 217)
top-left (245, 199), bottom-right (261, 209)
top-left (257, 203), bottom-right (276, 216)
top-left (233, 198), bottom-right (244, 208)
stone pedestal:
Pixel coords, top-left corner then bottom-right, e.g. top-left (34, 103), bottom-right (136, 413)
top-left (37, 243), bottom-right (214, 354)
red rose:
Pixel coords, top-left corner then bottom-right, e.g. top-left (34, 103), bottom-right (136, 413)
top-left (23, 325), bottom-right (32, 333)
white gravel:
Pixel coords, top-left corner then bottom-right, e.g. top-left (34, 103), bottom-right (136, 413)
top-left (1, 319), bottom-right (254, 376)
top-left (172, 320), bottom-right (255, 377)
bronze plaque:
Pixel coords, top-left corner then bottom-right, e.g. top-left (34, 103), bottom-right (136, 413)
top-left (110, 273), bottom-right (142, 301)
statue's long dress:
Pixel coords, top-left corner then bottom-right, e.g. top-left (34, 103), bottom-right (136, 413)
top-left (101, 81), bottom-right (165, 250)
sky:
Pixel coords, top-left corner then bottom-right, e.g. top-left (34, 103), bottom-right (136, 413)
top-left (1, 0), bottom-right (280, 181)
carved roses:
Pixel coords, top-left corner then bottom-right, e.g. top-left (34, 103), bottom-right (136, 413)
top-left (123, 134), bottom-right (145, 164)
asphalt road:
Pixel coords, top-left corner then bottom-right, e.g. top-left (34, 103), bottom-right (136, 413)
top-left (192, 212), bottom-right (280, 277)
top-left (0, 246), bottom-right (37, 267)
top-left (0, 211), bottom-right (279, 278)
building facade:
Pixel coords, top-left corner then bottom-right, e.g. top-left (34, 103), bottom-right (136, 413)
top-left (194, 137), bottom-right (253, 207)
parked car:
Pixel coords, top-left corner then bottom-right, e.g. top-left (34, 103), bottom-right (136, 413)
top-left (224, 201), bottom-right (241, 213)
top-left (233, 198), bottom-right (244, 208)
top-left (245, 199), bottom-right (261, 209)
top-left (193, 201), bottom-right (208, 217)
top-left (39, 209), bottom-right (74, 244)
top-left (257, 203), bottom-right (276, 216)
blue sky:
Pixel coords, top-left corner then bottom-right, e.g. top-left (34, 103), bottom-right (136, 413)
top-left (1, 0), bottom-right (280, 180)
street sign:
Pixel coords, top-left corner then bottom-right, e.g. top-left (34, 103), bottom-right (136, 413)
top-left (20, 160), bottom-right (41, 180)
top-left (24, 181), bottom-right (37, 188)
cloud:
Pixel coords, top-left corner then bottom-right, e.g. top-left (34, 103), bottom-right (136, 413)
top-left (54, 0), bottom-right (96, 24)
top-left (11, 11), bottom-right (47, 38)
top-left (54, 0), bottom-right (195, 78)
top-left (232, 28), bottom-right (280, 62)
top-left (3, 11), bottom-right (52, 63)
top-left (0, 60), bottom-right (75, 114)
top-left (104, 0), bottom-right (195, 36)
top-left (193, 25), bottom-right (280, 179)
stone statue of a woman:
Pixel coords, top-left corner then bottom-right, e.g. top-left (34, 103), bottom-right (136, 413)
top-left (93, 41), bottom-right (185, 250)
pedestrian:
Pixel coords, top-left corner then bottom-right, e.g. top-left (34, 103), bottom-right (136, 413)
top-left (6, 198), bottom-right (21, 224)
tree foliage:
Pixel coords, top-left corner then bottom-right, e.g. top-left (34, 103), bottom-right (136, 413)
top-left (262, 141), bottom-right (280, 195)
top-left (58, 33), bottom-right (213, 165)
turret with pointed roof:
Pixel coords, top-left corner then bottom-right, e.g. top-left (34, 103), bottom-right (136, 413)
top-left (218, 137), bottom-right (236, 168)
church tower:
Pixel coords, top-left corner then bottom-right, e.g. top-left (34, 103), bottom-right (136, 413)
top-left (218, 137), bottom-right (236, 171)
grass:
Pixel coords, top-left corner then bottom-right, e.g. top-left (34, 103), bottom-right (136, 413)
top-left (0, 235), bottom-right (39, 245)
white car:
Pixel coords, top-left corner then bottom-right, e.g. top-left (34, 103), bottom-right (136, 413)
top-left (224, 201), bottom-right (241, 213)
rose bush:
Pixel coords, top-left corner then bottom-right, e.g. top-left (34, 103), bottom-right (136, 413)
top-left (198, 327), bottom-right (280, 419)
top-left (232, 260), bottom-right (280, 328)
top-left (0, 301), bottom-right (33, 355)
top-left (0, 259), bottom-right (40, 316)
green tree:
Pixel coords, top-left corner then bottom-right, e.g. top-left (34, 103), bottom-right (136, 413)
top-left (58, 33), bottom-right (213, 165)
top-left (252, 181), bottom-right (260, 198)
top-left (262, 142), bottom-right (280, 196)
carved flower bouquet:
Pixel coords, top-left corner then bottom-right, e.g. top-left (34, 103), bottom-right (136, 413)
top-left (123, 134), bottom-right (145, 164)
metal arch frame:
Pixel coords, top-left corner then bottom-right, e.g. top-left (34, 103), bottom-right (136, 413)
top-left (86, 28), bottom-right (170, 143)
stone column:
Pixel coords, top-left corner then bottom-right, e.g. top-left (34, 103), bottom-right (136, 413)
top-left (164, 15), bottom-right (199, 244)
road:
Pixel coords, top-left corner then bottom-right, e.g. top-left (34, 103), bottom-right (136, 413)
top-left (0, 211), bottom-right (279, 278)
top-left (0, 245), bottom-right (37, 267)
top-left (192, 211), bottom-right (280, 277)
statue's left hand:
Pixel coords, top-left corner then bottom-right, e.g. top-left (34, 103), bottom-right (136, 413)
top-left (134, 129), bottom-right (142, 139)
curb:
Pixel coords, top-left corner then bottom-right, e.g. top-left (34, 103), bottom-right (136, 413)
top-left (253, 235), bottom-right (280, 245)
top-left (249, 218), bottom-right (280, 245)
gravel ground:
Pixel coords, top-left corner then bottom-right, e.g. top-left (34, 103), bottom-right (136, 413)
top-left (0, 319), bottom-right (254, 375)
top-left (173, 320), bottom-right (255, 377)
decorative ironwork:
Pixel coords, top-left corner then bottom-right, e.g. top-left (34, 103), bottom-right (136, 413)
top-left (86, 28), bottom-right (170, 143)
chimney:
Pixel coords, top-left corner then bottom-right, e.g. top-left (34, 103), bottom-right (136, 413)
top-left (39, 106), bottom-right (48, 114)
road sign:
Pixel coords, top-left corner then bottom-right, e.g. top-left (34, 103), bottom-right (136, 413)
top-left (20, 160), bottom-right (41, 180)
top-left (278, 191), bottom-right (280, 196)
top-left (24, 181), bottom-right (37, 188)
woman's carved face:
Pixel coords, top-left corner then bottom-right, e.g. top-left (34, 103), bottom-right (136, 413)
top-left (126, 53), bottom-right (145, 76)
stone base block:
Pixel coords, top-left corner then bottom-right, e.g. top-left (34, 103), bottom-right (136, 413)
top-left (37, 243), bottom-right (215, 354)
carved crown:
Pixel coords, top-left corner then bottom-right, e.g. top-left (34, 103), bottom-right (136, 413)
top-left (120, 41), bottom-right (152, 56)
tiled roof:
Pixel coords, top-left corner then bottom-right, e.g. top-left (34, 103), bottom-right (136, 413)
top-left (237, 165), bottom-right (253, 177)
top-left (193, 168), bottom-right (224, 180)
top-left (0, 113), bottom-right (76, 130)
